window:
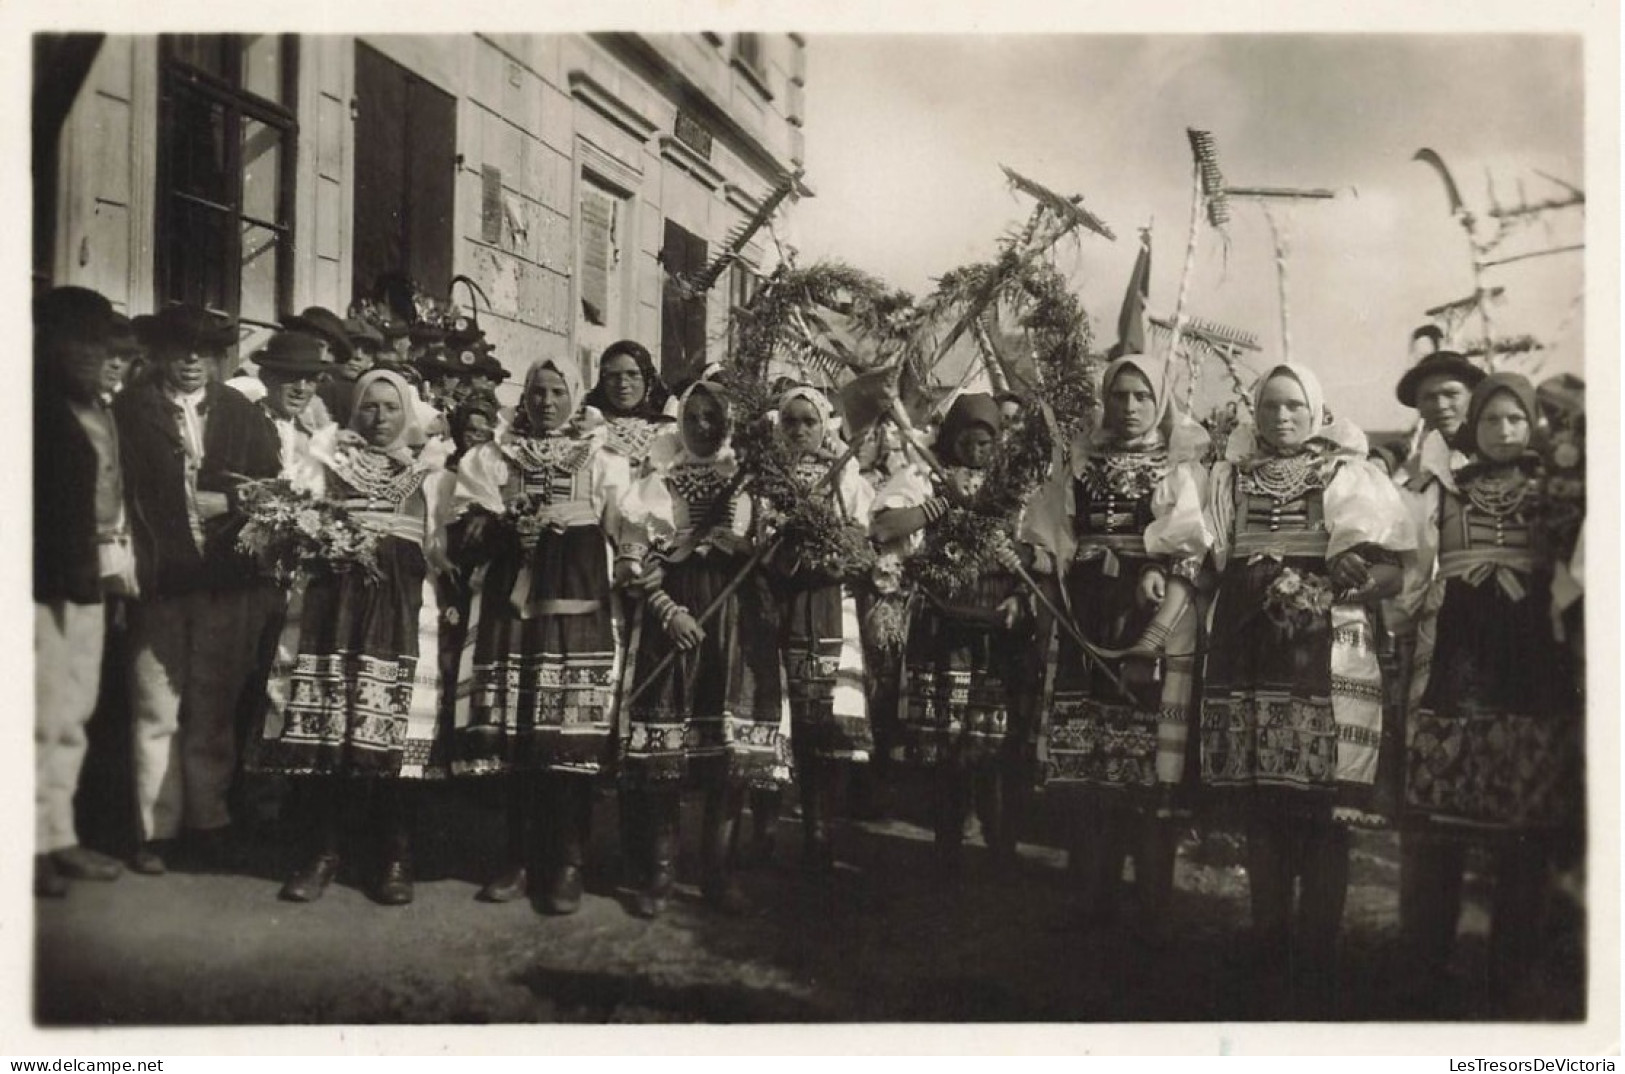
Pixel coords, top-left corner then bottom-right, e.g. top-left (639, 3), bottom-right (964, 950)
top-left (351, 43), bottom-right (456, 308)
top-left (660, 220), bottom-right (708, 385)
top-left (156, 34), bottom-right (298, 338)
top-left (575, 176), bottom-right (631, 384)
top-left (735, 33), bottom-right (764, 75)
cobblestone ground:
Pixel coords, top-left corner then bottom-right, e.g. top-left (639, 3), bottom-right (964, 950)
top-left (35, 777), bottom-right (1588, 1027)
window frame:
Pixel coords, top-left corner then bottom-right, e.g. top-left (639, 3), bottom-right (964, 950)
top-left (154, 33), bottom-right (300, 341)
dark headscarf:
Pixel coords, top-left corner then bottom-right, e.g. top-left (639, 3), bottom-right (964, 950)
top-left (935, 392), bottom-right (1002, 468)
top-left (1456, 371), bottom-right (1540, 461)
top-left (582, 339), bottom-right (670, 419)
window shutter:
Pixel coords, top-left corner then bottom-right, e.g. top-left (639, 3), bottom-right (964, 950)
top-left (579, 187), bottom-right (614, 326)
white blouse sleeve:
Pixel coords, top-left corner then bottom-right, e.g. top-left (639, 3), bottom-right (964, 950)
top-left (1144, 460), bottom-right (1213, 568)
top-left (452, 442), bottom-right (510, 518)
top-left (591, 448), bottom-right (633, 545)
top-left (1323, 456), bottom-right (1418, 560)
top-left (835, 458), bottom-right (876, 524)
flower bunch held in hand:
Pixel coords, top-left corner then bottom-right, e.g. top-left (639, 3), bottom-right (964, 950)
top-left (1261, 566), bottom-right (1336, 638)
top-left (505, 492), bottom-right (555, 552)
top-left (235, 478), bottom-right (382, 584)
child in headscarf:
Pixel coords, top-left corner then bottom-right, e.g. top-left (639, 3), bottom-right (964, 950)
top-left (1020, 353), bottom-right (1212, 942)
top-left (870, 392), bottom-right (1030, 875)
top-left (1399, 372), bottom-right (1582, 1012)
top-left (617, 379), bottom-right (786, 917)
top-left (449, 358), bottom-right (632, 914)
top-left (255, 369), bottom-right (454, 907)
top-left (1199, 362), bottom-right (1413, 1006)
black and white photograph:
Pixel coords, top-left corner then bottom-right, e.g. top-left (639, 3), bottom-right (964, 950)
top-left (17, 0), bottom-right (1618, 1054)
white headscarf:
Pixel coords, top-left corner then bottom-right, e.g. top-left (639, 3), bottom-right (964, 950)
top-left (349, 368), bottom-right (425, 459)
top-left (1227, 361), bottom-right (1366, 461)
top-left (677, 380), bottom-right (733, 461)
top-left (776, 383), bottom-right (845, 457)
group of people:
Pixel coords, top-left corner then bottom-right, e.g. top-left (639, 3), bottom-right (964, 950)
top-left (35, 283), bottom-right (1583, 1013)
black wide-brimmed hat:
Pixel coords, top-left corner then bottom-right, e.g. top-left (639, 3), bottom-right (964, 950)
top-left (254, 330), bottom-right (333, 377)
top-left (344, 317), bottom-right (387, 353)
top-left (107, 312), bottom-right (143, 355)
top-left (134, 305), bottom-right (239, 355)
top-left (1395, 350), bottom-right (1485, 408)
top-left (35, 287), bottom-right (116, 348)
top-left (284, 306), bottom-right (355, 362)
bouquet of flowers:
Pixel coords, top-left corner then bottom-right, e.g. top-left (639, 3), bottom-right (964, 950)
top-left (235, 478), bottom-right (382, 583)
top-left (505, 492), bottom-right (554, 551)
top-left (863, 551), bottom-right (911, 652)
top-left (1261, 566), bottom-right (1336, 637)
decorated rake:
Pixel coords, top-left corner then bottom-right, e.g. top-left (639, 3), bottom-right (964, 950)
top-left (1149, 314), bottom-right (1260, 413)
top-left (1165, 130), bottom-right (1231, 407)
top-left (1413, 148), bottom-right (1584, 372)
top-left (683, 169), bottom-right (806, 297)
top-left (906, 165), bottom-right (1115, 397)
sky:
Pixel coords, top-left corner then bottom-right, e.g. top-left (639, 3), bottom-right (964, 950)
top-left (791, 34), bottom-right (1586, 432)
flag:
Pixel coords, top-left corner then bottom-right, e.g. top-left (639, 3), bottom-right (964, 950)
top-left (1113, 227), bottom-right (1152, 357)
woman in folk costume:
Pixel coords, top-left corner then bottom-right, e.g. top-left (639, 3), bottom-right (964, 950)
top-left (1200, 362), bottom-right (1413, 996)
top-left (871, 392), bottom-right (1030, 874)
top-left (1400, 373), bottom-right (1582, 1009)
top-left (1020, 353), bottom-right (1212, 940)
top-left (582, 339), bottom-right (675, 466)
top-left (449, 358), bottom-right (632, 914)
top-left (258, 369), bottom-right (454, 906)
top-left (618, 379), bottom-right (785, 917)
top-left (766, 385), bottom-right (876, 870)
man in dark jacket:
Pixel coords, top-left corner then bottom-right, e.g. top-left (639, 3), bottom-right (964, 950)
top-left (115, 305), bottom-right (283, 874)
top-left (35, 286), bottom-right (132, 896)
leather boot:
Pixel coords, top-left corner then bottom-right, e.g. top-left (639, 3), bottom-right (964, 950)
top-left (479, 776), bottom-right (531, 903)
top-left (801, 762), bottom-right (836, 873)
top-left (280, 779), bottom-right (343, 903)
top-left (540, 776), bottom-right (591, 915)
top-left (744, 787), bottom-right (781, 868)
top-left (701, 787), bottom-right (749, 915)
top-left (933, 770), bottom-right (968, 879)
top-left (632, 791), bottom-right (679, 919)
top-left (371, 783), bottom-right (414, 906)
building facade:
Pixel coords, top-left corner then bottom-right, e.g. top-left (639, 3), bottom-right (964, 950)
top-left (38, 32), bottom-right (808, 396)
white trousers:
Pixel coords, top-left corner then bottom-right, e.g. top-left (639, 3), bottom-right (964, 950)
top-left (127, 588), bottom-right (280, 840)
top-left (36, 600), bottom-right (107, 854)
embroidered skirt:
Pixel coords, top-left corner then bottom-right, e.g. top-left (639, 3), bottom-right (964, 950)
top-left (1198, 555), bottom-right (1385, 821)
top-left (895, 574), bottom-right (1025, 770)
top-left (253, 537), bottom-right (446, 778)
top-left (1405, 571), bottom-right (1582, 832)
top-left (621, 553), bottom-right (787, 790)
top-left (1040, 555), bottom-right (1198, 804)
top-left (452, 526), bottom-right (620, 775)
top-left (780, 579), bottom-right (872, 762)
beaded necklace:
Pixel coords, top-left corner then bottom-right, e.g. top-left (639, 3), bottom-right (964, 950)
top-left (500, 433), bottom-right (595, 475)
top-left (1079, 450), bottom-right (1167, 503)
top-left (1239, 452), bottom-right (1325, 504)
top-left (329, 444), bottom-right (426, 508)
top-left (1464, 467), bottom-right (1536, 520)
top-left (605, 416), bottom-right (662, 461)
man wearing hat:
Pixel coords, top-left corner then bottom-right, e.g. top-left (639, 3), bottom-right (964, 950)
top-left (231, 330), bottom-right (337, 834)
top-left (115, 304), bottom-right (284, 874)
top-left (34, 286), bottom-right (135, 896)
top-left (1389, 325), bottom-right (1486, 990)
top-left (317, 316), bottom-right (385, 423)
